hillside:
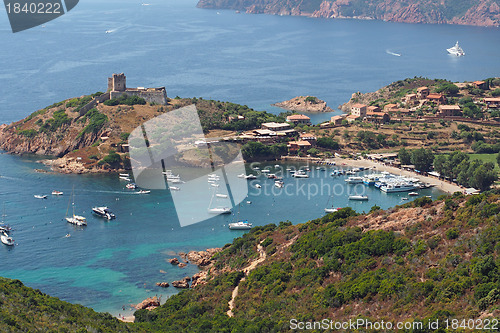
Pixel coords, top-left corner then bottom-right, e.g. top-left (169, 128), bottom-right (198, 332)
top-left (0, 95), bottom-right (287, 173)
top-left (197, 0), bottom-right (500, 27)
top-left (2, 192), bottom-right (500, 331)
top-left (130, 191), bottom-right (500, 332)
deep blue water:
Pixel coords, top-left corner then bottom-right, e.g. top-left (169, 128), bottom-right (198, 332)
top-left (0, 0), bottom-right (499, 315)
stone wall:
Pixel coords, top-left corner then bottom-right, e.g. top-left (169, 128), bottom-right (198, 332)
top-left (78, 92), bottom-right (111, 116)
top-left (109, 89), bottom-right (167, 105)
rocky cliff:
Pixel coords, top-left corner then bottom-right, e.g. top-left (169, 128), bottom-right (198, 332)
top-left (197, 0), bottom-right (500, 27)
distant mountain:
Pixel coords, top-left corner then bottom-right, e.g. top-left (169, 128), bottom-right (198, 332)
top-left (197, 0), bottom-right (500, 27)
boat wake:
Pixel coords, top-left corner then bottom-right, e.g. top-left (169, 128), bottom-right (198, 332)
top-left (386, 50), bottom-right (401, 57)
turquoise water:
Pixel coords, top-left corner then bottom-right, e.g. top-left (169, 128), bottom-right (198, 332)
top-left (0, 0), bottom-right (498, 315)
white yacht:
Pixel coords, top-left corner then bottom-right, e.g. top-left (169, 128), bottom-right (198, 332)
top-left (65, 188), bottom-right (87, 226)
top-left (52, 191), bottom-right (63, 196)
top-left (245, 174), bottom-right (257, 179)
top-left (292, 171), bottom-right (309, 178)
top-left (169, 186), bottom-right (181, 191)
top-left (137, 190), bottom-right (151, 194)
top-left (34, 195), bottom-right (48, 199)
top-left (324, 207), bottom-right (340, 213)
top-left (275, 180), bottom-right (284, 188)
top-left (349, 195), bottom-right (368, 201)
top-left (345, 176), bottom-right (364, 184)
top-left (92, 206), bottom-right (116, 220)
top-left (1, 232), bottom-right (14, 246)
top-left (380, 183), bottom-right (416, 193)
top-left (208, 207), bottom-right (232, 214)
top-left (229, 221), bottom-right (253, 230)
top-left (447, 41), bottom-right (465, 56)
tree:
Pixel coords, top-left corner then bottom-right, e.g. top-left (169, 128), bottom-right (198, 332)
top-left (410, 148), bottom-right (434, 172)
top-left (316, 137), bottom-right (339, 150)
top-left (433, 155), bottom-right (447, 176)
top-left (398, 148), bottom-right (411, 165)
top-left (470, 164), bottom-right (498, 191)
top-left (307, 148), bottom-right (320, 157)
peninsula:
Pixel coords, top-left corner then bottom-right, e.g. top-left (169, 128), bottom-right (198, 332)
top-left (273, 96), bottom-right (333, 113)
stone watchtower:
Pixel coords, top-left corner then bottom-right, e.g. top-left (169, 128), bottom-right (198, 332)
top-left (107, 73), bottom-right (127, 92)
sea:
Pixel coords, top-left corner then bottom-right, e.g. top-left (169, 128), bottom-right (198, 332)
top-left (0, 0), bottom-right (499, 316)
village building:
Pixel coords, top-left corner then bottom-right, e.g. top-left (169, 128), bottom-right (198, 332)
top-left (330, 115), bottom-right (344, 126)
top-left (350, 104), bottom-right (367, 118)
top-left (383, 104), bottom-right (399, 113)
top-left (365, 111), bottom-right (390, 123)
top-left (261, 122), bottom-right (291, 131)
top-left (346, 114), bottom-right (360, 123)
top-left (287, 140), bottom-right (312, 154)
top-left (426, 93), bottom-right (446, 105)
top-left (485, 97), bottom-right (500, 109)
top-left (367, 105), bottom-right (381, 113)
top-left (403, 93), bottom-right (418, 105)
top-left (286, 114), bottom-right (311, 125)
top-left (437, 105), bottom-right (462, 117)
top-left (416, 87), bottom-right (430, 99)
top-left (472, 81), bottom-right (487, 89)
top-left (299, 132), bottom-right (317, 144)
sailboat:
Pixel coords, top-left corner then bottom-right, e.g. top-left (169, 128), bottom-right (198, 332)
top-left (447, 41), bottom-right (465, 56)
top-left (228, 204), bottom-right (252, 230)
top-left (65, 187), bottom-right (87, 226)
top-left (1, 204), bottom-right (14, 246)
top-left (207, 188), bottom-right (231, 214)
top-left (324, 193), bottom-right (341, 213)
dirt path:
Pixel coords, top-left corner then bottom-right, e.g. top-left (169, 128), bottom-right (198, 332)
top-left (227, 242), bottom-right (266, 317)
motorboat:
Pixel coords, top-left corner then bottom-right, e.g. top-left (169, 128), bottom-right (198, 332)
top-left (237, 174), bottom-right (246, 178)
top-left (126, 183), bottom-right (137, 189)
top-left (119, 176), bottom-right (131, 181)
top-left (1, 232), bottom-right (14, 246)
top-left (275, 181), bottom-right (284, 188)
top-left (169, 186), bottom-right (180, 191)
top-left (349, 195), bottom-right (368, 201)
top-left (137, 190), bottom-right (151, 194)
top-left (211, 183), bottom-right (219, 187)
top-left (119, 173), bottom-right (130, 177)
top-left (254, 184), bottom-right (261, 188)
top-left (447, 41), bottom-right (465, 56)
top-left (345, 176), bottom-right (363, 184)
top-left (245, 174), bottom-right (257, 179)
top-left (324, 207), bottom-right (340, 213)
top-left (34, 195), bottom-right (48, 199)
top-left (292, 171), bottom-right (309, 178)
top-left (380, 183), bottom-right (416, 193)
top-left (216, 194), bottom-right (228, 198)
top-left (92, 206), bottom-right (116, 220)
top-left (408, 192), bottom-right (419, 196)
top-left (208, 207), bottom-right (232, 214)
top-left (229, 221), bottom-right (253, 230)
top-left (52, 191), bottom-right (63, 196)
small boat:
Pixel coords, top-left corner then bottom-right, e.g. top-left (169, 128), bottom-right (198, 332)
top-left (92, 206), bottom-right (116, 220)
top-left (408, 192), bottom-right (418, 196)
top-left (137, 190), bottom-right (151, 194)
top-left (292, 171), bottom-right (309, 178)
top-left (208, 207), bottom-right (232, 214)
top-left (245, 174), bottom-right (257, 179)
top-left (211, 183), bottom-right (219, 187)
top-left (274, 164), bottom-right (280, 168)
top-left (64, 233), bottom-right (71, 238)
top-left (119, 176), bottom-right (131, 181)
top-left (254, 184), bottom-right (261, 188)
top-left (237, 174), bottom-right (246, 178)
top-left (349, 195), bottom-right (368, 201)
top-left (324, 207), bottom-right (340, 213)
top-left (34, 195), bottom-right (48, 199)
top-left (267, 174), bottom-right (277, 179)
top-left (246, 201), bottom-right (252, 204)
top-left (345, 176), bottom-right (363, 184)
top-left (274, 181), bottom-right (284, 188)
top-left (52, 191), bottom-right (63, 196)
top-left (262, 170), bottom-right (270, 173)
top-left (1, 232), bottom-right (14, 246)
top-left (126, 183), bottom-right (137, 189)
top-left (216, 194), bottom-right (228, 198)
top-left (119, 173), bottom-right (130, 177)
top-left (229, 221), bottom-right (253, 230)
top-left (401, 197), bottom-right (409, 201)
top-left (169, 186), bottom-right (180, 191)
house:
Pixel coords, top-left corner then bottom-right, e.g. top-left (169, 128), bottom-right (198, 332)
top-left (437, 105), bottom-right (461, 117)
top-left (287, 140), bottom-right (312, 154)
top-left (365, 111), bottom-right (390, 123)
top-left (367, 105), bottom-right (381, 113)
top-left (261, 122), bottom-right (291, 131)
top-left (383, 104), bottom-right (399, 113)
top-left (228, 115), bottom-right (245, 122)
top-left (346, 114), bottom-right (360, 123)
top-left (426, 93), bottom-right (446, 105)
top-left (330, 115), bottom-right (344, 126)
top-left (403, 94), bottom-right (418, 105)
top-left (350, 104), bottom-right (367, 118)
top-left (485, 97), bottom-right (500, 109)
top-left (416, 87), bottom-right (430, 99)
top-left (299, 132), bottom-right (317, 143)
top-left (286, 114), bottom-right (311, 125)
top-left (473, 81), bottom-right (487, 89)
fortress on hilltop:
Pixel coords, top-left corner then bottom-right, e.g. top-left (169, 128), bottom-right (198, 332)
top-left (107, 73), bottom-right (168, 105)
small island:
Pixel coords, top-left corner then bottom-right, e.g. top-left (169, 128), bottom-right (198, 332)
top-left (273, 96), bottom-right (333, 113)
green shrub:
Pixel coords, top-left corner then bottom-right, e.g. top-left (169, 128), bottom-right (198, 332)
top-left (446, 228), bottom-right (460, 240)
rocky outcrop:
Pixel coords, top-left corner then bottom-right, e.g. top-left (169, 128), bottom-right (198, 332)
top-left (134, 296), bottom-right (160, 310)
top-left (180, 248), bottom-right (222, 268)
top-left (191, 271), bottom-right (208, 288)
top-left (172, 277), bottom-right (191, 288)
top-left (197, 0), bottom-right (500, 27)
top-left (273, 96), bottom-right (333, 113)
top-left (156, 282), bottom-right (170, 288)
top-left (168, 258), bottom-right (180, 265)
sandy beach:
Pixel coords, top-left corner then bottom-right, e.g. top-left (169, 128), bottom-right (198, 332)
top-left (322, 157), bottom-right (464, 195)
top-left (118, 315), bottom-right (135, 323)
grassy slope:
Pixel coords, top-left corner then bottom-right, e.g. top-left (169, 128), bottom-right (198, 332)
top-left (469, 154), bottom-right (500, 172)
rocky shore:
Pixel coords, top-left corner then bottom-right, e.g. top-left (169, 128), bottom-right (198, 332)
top-left (273, 96), bottom-right (333, 113)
